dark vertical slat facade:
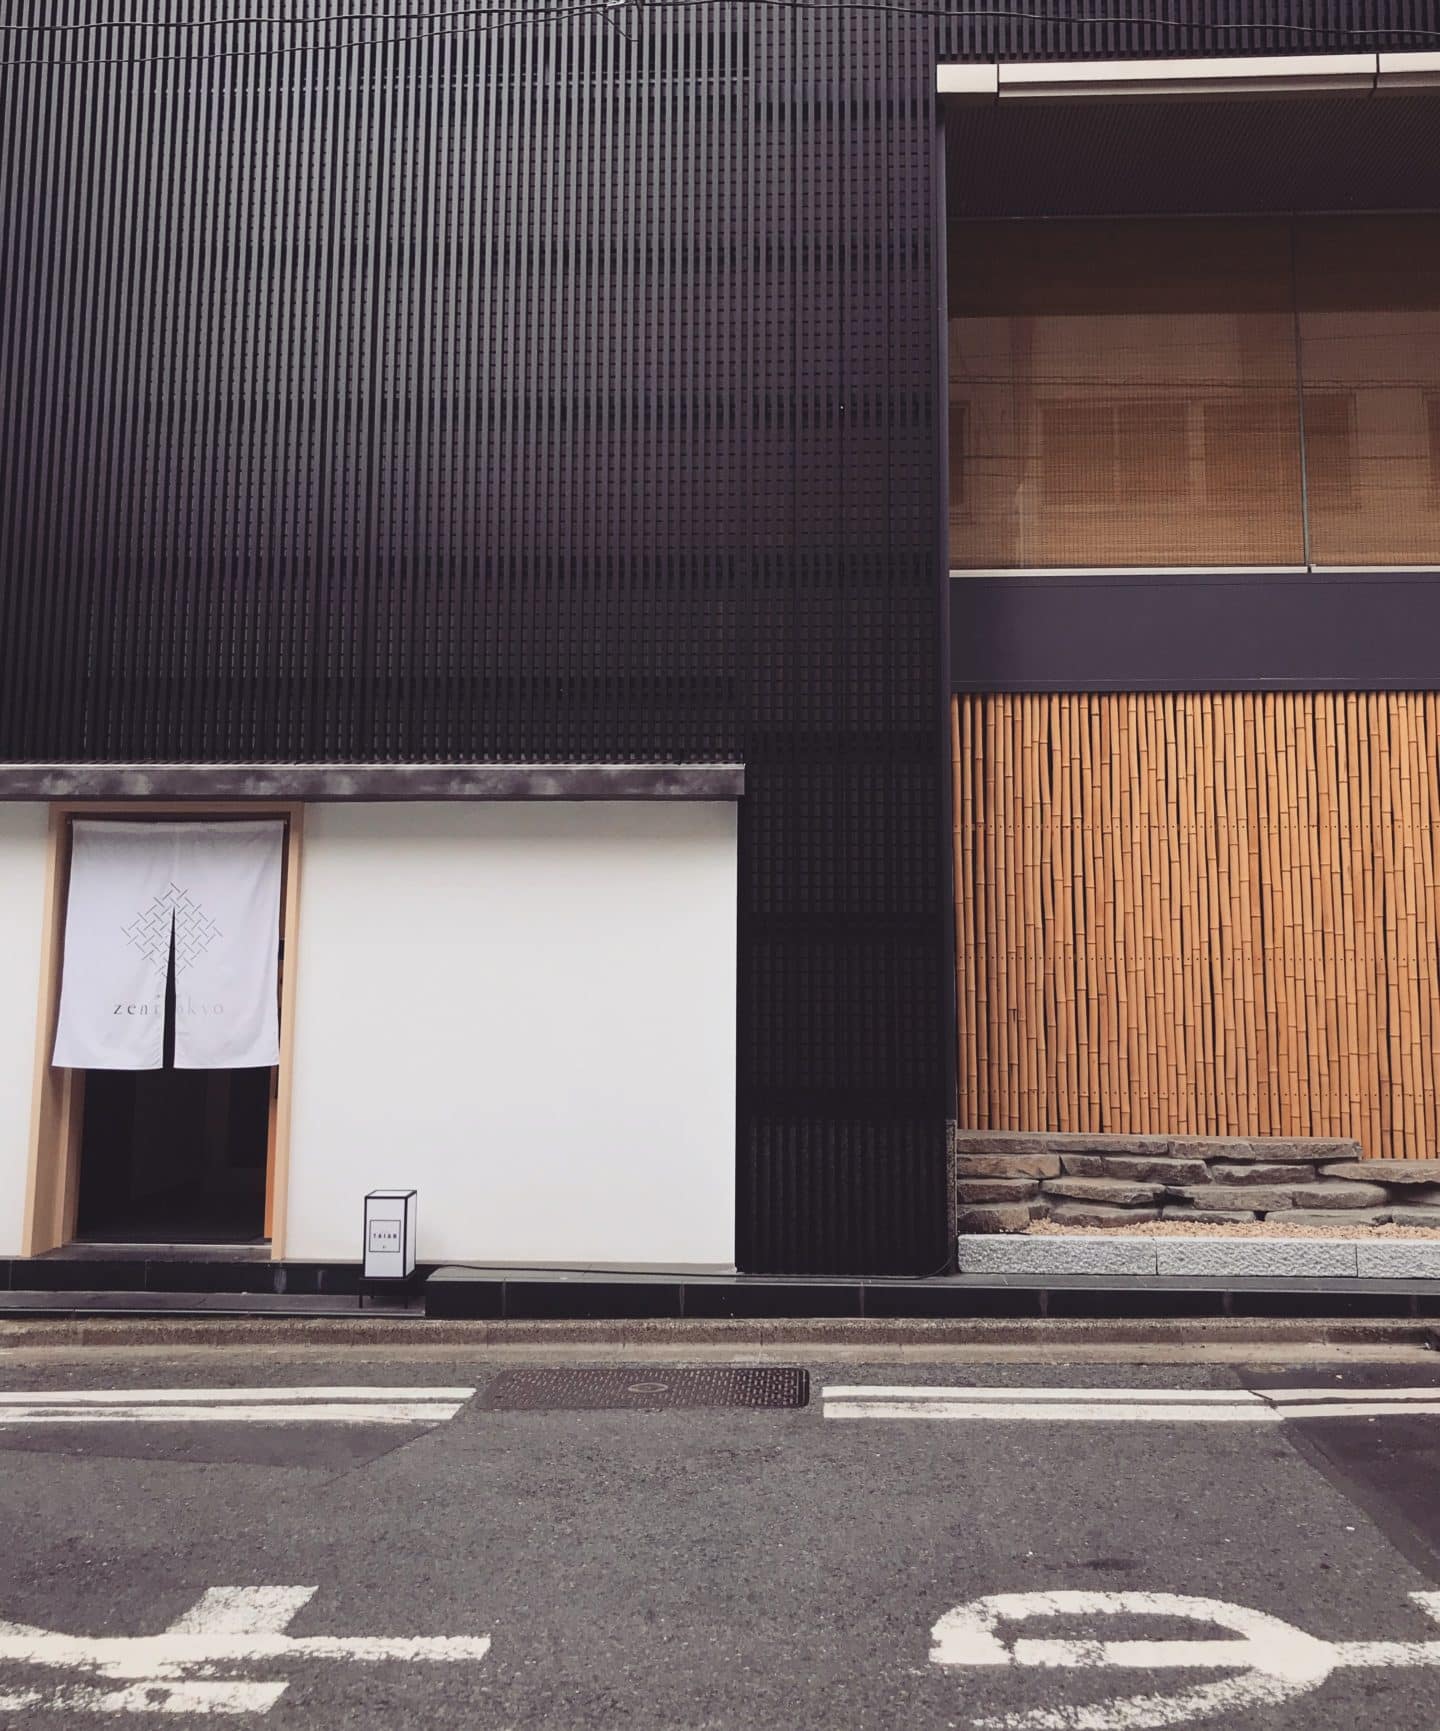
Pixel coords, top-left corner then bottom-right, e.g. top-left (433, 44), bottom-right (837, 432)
top-left (2, 3), bottom-right (1433, 1274)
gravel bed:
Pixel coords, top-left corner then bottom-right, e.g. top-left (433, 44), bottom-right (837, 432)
top-left (1030, 1219), bottom-right (1440, 1239)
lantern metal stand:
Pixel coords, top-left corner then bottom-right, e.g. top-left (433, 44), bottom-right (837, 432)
top-left (360, 1189), bottom-right (418, 1307)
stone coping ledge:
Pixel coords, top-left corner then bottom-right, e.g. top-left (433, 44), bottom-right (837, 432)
top-left (0, 762), bottom-right (745, 802)
top-left (958, 1233), bottom-right (1440, 1280)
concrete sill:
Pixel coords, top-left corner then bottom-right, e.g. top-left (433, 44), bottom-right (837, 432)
top-left (958, 1234), bottom-right (1440, 1280)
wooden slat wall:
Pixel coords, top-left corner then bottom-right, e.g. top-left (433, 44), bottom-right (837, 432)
top-left (952, 692), bottom-right (1440, 1159)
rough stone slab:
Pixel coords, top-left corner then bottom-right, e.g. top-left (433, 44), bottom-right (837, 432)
top-left (1168, 1138), bottom-right (1264, 1163)
top-left (1173, 1185), bottom-right (1301, 1212)
top-left (957, 1235), bottom-right (1158, 1276)
top-left (956, 1178), bottom-right (1041, 1204)
top-left (1060, 1154), bottom-right (1211, 1185)
top-left (1160, 1206), bottom-right (1263, 1224)
top-left (1042, 1178), bottom-right (1166, 1207)
top-left (1207, 1162), bottom-right (1322, 1186)
top-left (955, 1205), bottom-right (1031, 1235)
top-left (1320, 1159), bottom-right (1440, 1184)
top-left (1047, 1202), bottom-right (1163, 1228)
top-left (1154, 1238), bottom-right (1359, 1278)
top-left (1040, 1136), bottom-right (1173, 1157)
top-left (1169, 1138), bottom-right (1359, 1163)
top-left (951, 1134), bottom-right (1071, 1159)
top-left (1355, 1240), bottom-right (1440, 1279)
top-left (1389, 1205), bottom-right (1440, 1228)
top-left (952, 1133), bottom-right (1171, 1158)
top-left (1028, 1199), bottom-right (1053, 1222)
top-left (1286, 1182), bottom-right (1392, 1209)
top-left (1265, 1208), bottom-right (1394, 1227)
top-left (1384, 1185), bottom-right (1440, 1207)
top-left (954, 1153), bottom-right (1061, 1180)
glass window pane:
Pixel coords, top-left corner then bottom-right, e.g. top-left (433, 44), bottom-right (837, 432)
top-left (948, 218), bottom-right (1305, 569)
top-left (1297, 216), bottom-right (1440, 566)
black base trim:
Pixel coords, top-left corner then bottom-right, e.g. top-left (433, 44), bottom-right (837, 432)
top-left (0, 1257), bottom-right (382, 1297)
top-left (423, 1266), bottom-right (1440, 1321)
top-left (8, 1255), bottom-right (1438, 1322)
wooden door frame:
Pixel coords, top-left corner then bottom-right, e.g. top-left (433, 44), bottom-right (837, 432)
top-left (21, 801), bottom-right (305, 1261)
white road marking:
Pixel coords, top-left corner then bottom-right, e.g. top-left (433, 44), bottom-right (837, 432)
top-left (828, 1402), bottom-right (1282, 1423)
top-left (0, 1403), bottom-right (464, 1426)
top-left (822, 1387), bottom-right (1267, 1403)
top-left (822, 1383), bottom-right (1440, 1422)
top-left (1261, 1386), bottom-right (1440, 1403)
top-left (0, 1387), bottom-right (474, 1427)
top-left (0, 1387), bottom-right (475, 1405)
top-left (931, 1589), bottom-right (1440, 1730)
top-left (0, 1585), bottom-right (491, 1714)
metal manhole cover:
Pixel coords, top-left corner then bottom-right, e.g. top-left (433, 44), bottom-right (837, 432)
top-left (482, 1367), bottom-right (810, 1411)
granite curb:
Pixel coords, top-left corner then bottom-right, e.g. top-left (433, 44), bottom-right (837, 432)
top-left (958, 1233), bottom-right (1440, 1278)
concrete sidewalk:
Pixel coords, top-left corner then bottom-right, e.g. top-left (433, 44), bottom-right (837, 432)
top-left (1, 1314), bottom-right (1436, 1362)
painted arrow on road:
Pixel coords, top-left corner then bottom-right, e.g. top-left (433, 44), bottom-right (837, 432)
top-left (930, 1589), bottom-right (1440, 1730)
top-left (0, 1586), bottom-right (491, 1713)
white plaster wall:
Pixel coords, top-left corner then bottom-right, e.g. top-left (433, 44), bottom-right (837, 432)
top-left (0, 807), bottom-right (50, 1255)
top-left (285, 802), bottom-right (737, 1266)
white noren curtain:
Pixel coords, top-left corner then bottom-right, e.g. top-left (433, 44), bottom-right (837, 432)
top-left (53, 820), bottom-right (284, 1071)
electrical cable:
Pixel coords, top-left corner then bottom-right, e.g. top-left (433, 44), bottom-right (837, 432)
top-left (3, 2), bottom-right (1439, 70)
top-left (5, 0), bottom-right (1440, 34)
top-left (0, 1), bottom-right (632, 67)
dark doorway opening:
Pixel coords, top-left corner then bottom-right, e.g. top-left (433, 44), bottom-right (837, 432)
top-left (74, 925), bottom-right (271, 1244)
top-left (75, 1067), bottom-right (270, 1243)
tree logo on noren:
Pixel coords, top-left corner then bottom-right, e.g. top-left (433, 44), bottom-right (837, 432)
top-left (121, 882), bottom-right (222, 978)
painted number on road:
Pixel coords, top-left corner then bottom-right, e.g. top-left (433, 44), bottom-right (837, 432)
top-left (930, 1590), bottom-right (1440, 1729)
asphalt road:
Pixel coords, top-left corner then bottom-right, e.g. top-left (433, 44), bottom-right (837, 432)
top-left (2, 1350), bottom-right (1439, 1729)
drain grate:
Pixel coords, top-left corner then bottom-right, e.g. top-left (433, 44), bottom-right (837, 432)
top-left (482, 1367), bottom-right (810, 1411)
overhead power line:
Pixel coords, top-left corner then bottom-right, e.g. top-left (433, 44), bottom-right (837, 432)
top-left (2, 1), bottom-right (1431, 33)
top-left (2, 2), bottom-right (1439, 70)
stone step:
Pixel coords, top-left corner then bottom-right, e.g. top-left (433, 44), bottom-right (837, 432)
top-left (1160, 1206), bottom-right (1263, 1224)
top-left (1059, 1154), bottom-right (1210, 1185)
top-left (954, 1153), bottom-right (1059, 1180)
top-left (1264, 1208), bottom-right (1394, 1227)
top-left (1042, 1177), bottom-right (1166, 1207)
top-left (956, 1178), bottom-right (1040, 1204)
top-left (1207, 1162), bottom-right (1324, 1185)
top-left (1047, 1202), bottom-right (1163, 1228)
top-left (1321, 1160), bottom-right (1440, 1184)
top-left (1167, 1137), bottom-right (1363, 1164)
top-left (955, 1204), bottom-right (1031, 1235)
top-left (1171, 1185), bottom-right (1304, 1211)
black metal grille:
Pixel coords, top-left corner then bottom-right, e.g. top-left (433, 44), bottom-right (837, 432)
top-left (4, 3), bottom-right (1433, 1275)
top-left (482, 1367), bottom-right (810, 1410)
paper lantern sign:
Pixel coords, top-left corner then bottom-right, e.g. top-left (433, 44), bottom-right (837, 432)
top-left (363, 1190), bottom-right (417, 1281)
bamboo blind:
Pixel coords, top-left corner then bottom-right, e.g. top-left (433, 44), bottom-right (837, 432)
top-left (947, 215), bottom-right (1440, 572)
top-left (952, 692), bottom-right (1440, 1159)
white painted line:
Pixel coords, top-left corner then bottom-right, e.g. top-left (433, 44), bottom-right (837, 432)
top-left (0, 1386), bottom-right (475, 1405)
top-left (824, 1401), bottom-right (1281, 1423)
top-left (0, 1403), bottom-right (464, 1426)
top-left (0, 1585), bottom-right (491, 1714)
top-left (1261, 1386), bottom-right (1440, 1403)
top-left (1263, 1402), bottom-right (1440, 1420)
top-left (168, 1588), bottom-right (318, 1635)
top-left (822, 1383), bottom-right (1440, 1423)
top-left (822, 1386), bottom-right (1265, 1403)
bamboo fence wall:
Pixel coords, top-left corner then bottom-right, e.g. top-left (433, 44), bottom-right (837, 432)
top-left (952, 692), bottom-right (1440, 1159)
